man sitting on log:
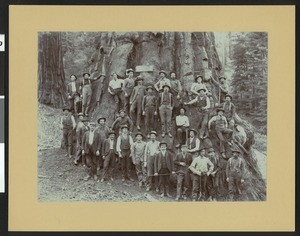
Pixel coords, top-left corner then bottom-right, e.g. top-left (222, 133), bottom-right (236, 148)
top-left (108, 72), bottom-right (124, 113)
top-left (129, 76), bottom-right (145, 131)
top-left (123, 68), bottom-right (135, 113)
top-left (67, 74), bottom-right (81, 114)
top-left (142, 86), bottom-right (158, 136)
top-left (221, 94), bottom-right (236, 128)
top-left (208, 108), bottom-right (233, 158)
top-left (154, 70), bottom-right (171, 92)
top-left (186, 129), bottom-right (201, 158)
top-left (111, 109), bottom-right (134, 135)
top-left (175, 107), bottom-right (190, 148)
top-left (184, 88), bottom-right (210, 139)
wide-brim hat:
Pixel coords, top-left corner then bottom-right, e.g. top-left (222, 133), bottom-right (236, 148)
top-left (231, 149), bottom-right (241, 154)
top-left (126, 68), bottom-right (134, 74)
top-left (162, 84), bottom-right (171, 90)
top-left (146, 86), bottom-right (153, 91)
top-left (135, 132), bottom-right (143, 137)
top-left (216, 107), bottom-right (225, 113)
top-left (159, 70), bottom-right (167, 76)
top-left (77, 112), bottom-right (84, 117)
top-left (207, 147), bottom-right (215, 153)
top-left (135, 76), bottom-right (144, 82)
top-left (97, 117), bottom-right (106, 123)
top-left (108, 130), bottom-right (115, 135)
top-left (198, 147), bottom-right (206, 152)
top-left (218, 76), bottom-right (226, 80)
top-left (62, 107), bottom-right (71, 112)
top-left (82, 72), bottom-right (90, 77)
top-left (197, 88), bottom-right (206, 93)
top-left (195, 75), bottom-right (203, 81)
top-left (188, 129), bottom-right (198, 135)
top-left (225, 94), bottom-right (233, 100)
top-left (159, 141), bottom-right (168, 147)
top-left (70, 74), bottom-right (78, 80)
top-left (120, 125), bottom-right (129, 130)
top-left (89, 122), bottom-right (96, 126)
top-left (149, 131), bottom-right (157, 136)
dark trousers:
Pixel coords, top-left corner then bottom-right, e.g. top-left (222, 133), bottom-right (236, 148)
top-left (158, 168), bottom-right (171, 193)
top-left (197, 111), bottom-right (208, 138)
top-left (120, 149), bottom-right (131, 178)
top-left (134, 160), bottom-right (146, 184)
top-left (69, 94), bottom-right (80, 113)
top-left (82, 85), bottom-right (92, 114)
top-left (130, 99), bottom-right (143, 127)
top-left (176, 171), bottom-right (191, 197)
top-left (207, 175), bottom-right (218, 199)
top-left (63, 127), bottom-right (73, 149)
top-left (228, 174), bottom-right (242, 201)
top-left (102, 150), bottom-right (116, 179)
top-left (176, 126), bottom-right (188, 145)
top-left (216, 170), bottom-right (228, 198)
top-left (75, 145), bottom-right (86, 165)
top-left (144, 106), bottom-right (156, 133)
top-left (112, 92), bottom-right (124, 112)
top-left (124, 95), bottom-right (130, 114)
top-left (192, 174), bottom-right (208, 200)
top-left (85, 153), bottom-right (98, 177)
top-left (146, 155), bottom-right (158, 189)
top-left (159, 104), bottom-right (172, 133)
top-left (216, 127), bottom-right (233, 153)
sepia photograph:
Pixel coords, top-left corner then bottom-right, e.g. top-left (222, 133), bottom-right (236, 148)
top-left (38, 31), bottom-right (267, 202)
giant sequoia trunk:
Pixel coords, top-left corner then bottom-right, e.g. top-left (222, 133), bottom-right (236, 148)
top-left (38, 32), bottom-right (67, 108)
top-left (70, 31), bottom-right (266, 200)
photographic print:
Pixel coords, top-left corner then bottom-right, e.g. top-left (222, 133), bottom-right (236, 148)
top-left (38, 31), bottom-right (267, 202)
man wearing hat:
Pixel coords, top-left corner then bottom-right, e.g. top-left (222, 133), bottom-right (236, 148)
top-left (95, 117), bottom-right (110, 170)
top-left (111, 109), bottom-right (134, 135)
top-left (189, 147), bottom-right (214, 201)
top-left (144, 131), bottom-right (160, 192)
top-left (158, 84), bottom-right (174, 138)
top-left (81, 72), bottom-right (92, 116)
top-left (123, 68), bottom-right (135, 113)
top-left (154, 70), bottom-right (171, 92)
top-left (221, 94), bottom-right (236, 127)
top-left (226, 148), bottom-right (246, 201)
top-left (131, 132), bottom-right (147, 187)
top-left (60, 107), bottom-right (76, 159)
top-left (67, 74), bottom-right (81, 114)
top-left (108, 72), bottom-right (124, 112)
top-left (116, 125), bottom-right (134, 181)
top-left (206, 147), bottom-right (221, 201)
top-left (129, 76), bottom-right (145, 130)
top-left (208, 108), bottom-right (233, 158)
top-left (142, 86), bottom-right (158, 134)
top-left (74, 115), bottom-right (89, 165)
top-left (154, 142), bottom-right (175, 197)
top-left (186, 129), bottom-right (200, 157)
top-left (101, 130), bottom-right (117, 182)
top-left (211, 76), bottom-right (229, 103)
top-left (174, 144), bottom-right (193, 200)
top-left (175, 107), bottom-right (190, 148)
top-left (82, 122), bottom-right (102, 181)
top-left (190, 75), bottom-right (208, 98)
top-left (184, 87), bottom-right (210, 139)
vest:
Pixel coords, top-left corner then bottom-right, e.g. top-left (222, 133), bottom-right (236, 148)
top-left (120, 135), bottom-right (130, 150)
top-left (161, 152), bottom-right (167, 169)
top-left (197, 95), bottom-right (208, 108)
top-left (161, 92), bottom-right (172, 105)
top-left (187, 137), bottom-right (196, 150)
top-left (215, 116), bottom-right (227, 129)
top-left (62, 114), bottom-right (73, 129)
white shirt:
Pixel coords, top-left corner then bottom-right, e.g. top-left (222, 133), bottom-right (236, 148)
top-left (108, 79), bottom-right (123, 94)
top-left (89, 130), bottom-right (95, 145)
top-left (109, 139), bottom-right (114, 149)
top-left (176, 115), bottom-right (190, 127)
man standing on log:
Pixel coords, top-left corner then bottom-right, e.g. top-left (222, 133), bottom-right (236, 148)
top-left (226, 149), bottom-right (246, 201)
top-left (74, 114), bottom-right (89, 166)
top-left (129, 76), bottom-right (145, 130)
top-left (131, 132), bottom-right (147, 187)
top-left (154, 70), bottom-right (171, 92)
top-left (189, 147), bottom-right (214, 201)
top-left (82, 122), bottom-right (101, 181)
top-left (144, 131), bottom-right (160, 192)
top-left (175, 107), bottom-right (190, 148)
top-left (211, 76), bottom-right (229, 103)
top-left (111, 109), bottom-right (134, 135)
top-left (158, 84), bottom-right (174, 138)
top-left (81, 72), bottom-right (92, 116)
top-left (108, 72), bottom-right (124, 113)
top-left (116, 125), bottom-right (134, 182)
top-left (101, 131), bottom-right (117, 182)
top-left (174, 144), bottom-right (193, 201)
top-left (169, 72), bottom-right (183, 117)
top-left (208, 108), bottom-right (233, 158)
top-left (154, 142), bottom-right (175, 198)
top-left (184, 88), bottom-right (210, 139)
top-left (95, 117), bottom-right (110, 170)
top-left (142, 86), bottom-right (157, 135)
top-left (123, 68), bottom-right (135, 113)
top-left (186, 129), bottom-right (201, 158)
top-left (67, 74), bottom-right (81, 114)
top-left (60, 107), bottom-right (76, 159)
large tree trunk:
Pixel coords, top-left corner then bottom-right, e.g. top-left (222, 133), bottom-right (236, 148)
top-left (38, 32), bottom-right (67, 108)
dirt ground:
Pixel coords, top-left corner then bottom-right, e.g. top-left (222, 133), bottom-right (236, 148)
top-left (38, 148), bottom-right (179, 202)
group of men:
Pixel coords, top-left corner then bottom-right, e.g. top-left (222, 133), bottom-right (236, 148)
top-left (60, 68), bottom-right (246, 201)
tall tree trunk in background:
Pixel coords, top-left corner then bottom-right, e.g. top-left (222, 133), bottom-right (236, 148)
top-left (38, 32), bottom-right (67, 108)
